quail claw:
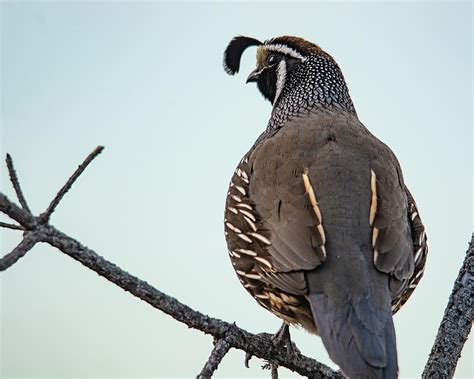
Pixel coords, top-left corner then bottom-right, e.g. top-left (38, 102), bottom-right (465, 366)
top-left (244, 351), bottom-right (253, 368)
top-left (271, 323), bottom-right (300, 357)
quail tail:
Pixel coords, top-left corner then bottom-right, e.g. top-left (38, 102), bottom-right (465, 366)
top-left (307, 293), bottom-right (398, 379)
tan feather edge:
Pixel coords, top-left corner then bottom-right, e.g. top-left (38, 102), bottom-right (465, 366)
top-left (302, 169), bottom-right (326, 257)
top-left (369, 169), bottom-right (377, 226)
top-left (370, 169), bottom-right (379, 264)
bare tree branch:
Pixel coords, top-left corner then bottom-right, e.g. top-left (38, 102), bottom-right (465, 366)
top-left (272, 365), bottom-right (279, 379)
top-left (36, 224), bottom-right (343, 378)
top-left (0, 232), bottom-right (38, 271)
top-left (422, 235), bottom-right (473, 378)
top-left (0, 147), bottom-right (471, 378)
top-left (197, 337), bottom-right (233, 378)
top-left (0, 221), bottom-right (24, 231)
top-left (6, 153), bottom-right (32, 214)
top-left (38, 145), bottom-right (104, 223)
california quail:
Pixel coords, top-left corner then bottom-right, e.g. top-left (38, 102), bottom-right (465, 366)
top-left (222, 36), bottom-right (428, 379)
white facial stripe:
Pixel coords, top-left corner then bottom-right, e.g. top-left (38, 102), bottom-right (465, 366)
top-left (265, 44), bottom-right (305, 60)
top-left (274, 60), bottom-right (287, 105)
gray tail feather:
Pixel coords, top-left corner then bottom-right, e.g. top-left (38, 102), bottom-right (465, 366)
top-left (307, 293), bottom-right (398, 379)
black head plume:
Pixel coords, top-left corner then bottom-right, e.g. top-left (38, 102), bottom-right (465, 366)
top-left (223, 36), bottom-right (262, 75)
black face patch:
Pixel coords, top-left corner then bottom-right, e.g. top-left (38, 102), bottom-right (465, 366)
top-left (257, 66), bottom-right (278, 103)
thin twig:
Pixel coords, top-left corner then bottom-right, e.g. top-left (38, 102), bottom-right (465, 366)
top-left (197, 338), bottom-right (232, 378)
top-left (38, 146), bottom-right (104, 223)
top-left (422, 235), bottom-right (473, 378)
top-left (0, 221), bottom-right (24, 230)
top-left (0, 232), bottom-right (38, 271)
top-left (6, 153), bottom-right (32, 214)
top-left (0, 194), bottom-right (36, 229)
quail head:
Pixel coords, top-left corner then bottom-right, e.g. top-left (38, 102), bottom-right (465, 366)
top-left (222, 35), bottom-right (428, 379)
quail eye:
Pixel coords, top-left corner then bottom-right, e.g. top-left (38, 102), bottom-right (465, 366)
top-left (267, 54), bottom-right (278, 65)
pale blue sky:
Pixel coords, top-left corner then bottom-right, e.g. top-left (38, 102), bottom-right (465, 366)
top-left (1, 1), bottom-right (472, 378)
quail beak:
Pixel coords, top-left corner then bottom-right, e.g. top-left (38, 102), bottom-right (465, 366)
top-left (246, 68), bottom-right (262, 83)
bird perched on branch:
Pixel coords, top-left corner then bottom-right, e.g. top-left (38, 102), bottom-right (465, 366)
top-left (222, 35), bottom-right (428, 379)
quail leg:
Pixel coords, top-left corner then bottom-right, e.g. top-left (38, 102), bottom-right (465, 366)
top-left (271, 322), bottom-right (300, 357)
